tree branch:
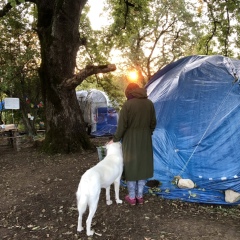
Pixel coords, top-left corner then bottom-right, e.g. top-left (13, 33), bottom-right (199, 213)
top-left (0, 0), bottom-right (36, 17)
top-left (0, 0), bottom-right (36, 18)
top-left (0, 2), bottom-right (12, 17)
top-left (62, 64), bottom-right (117, 89)
top-left (122, 0), bottom-right (135, 29)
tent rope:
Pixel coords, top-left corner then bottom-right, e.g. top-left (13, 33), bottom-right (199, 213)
top-left (178, 80), bottom-right (238, 177)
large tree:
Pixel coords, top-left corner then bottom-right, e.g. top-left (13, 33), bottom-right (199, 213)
top-left (196, 0), bottom-right (240, 57)
top-left (0, 3), bottom-right (42, 135)
top-left (0, 0), bottom-right (116, 153)
top-left (106, 0), bottom-right (199, 82)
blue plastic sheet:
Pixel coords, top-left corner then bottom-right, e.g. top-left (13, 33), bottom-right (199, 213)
top-left (145, 55), bottom-right (240, 204)
top-left (91, 107), bottom-right (118, 137)
top-left (0, 101), bottom-right (5, 111)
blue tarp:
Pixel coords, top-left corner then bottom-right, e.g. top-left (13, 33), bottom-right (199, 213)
top-left (91, 107), bottom-right (118, 137)
top-left (145, 55), bottom-right (240, 204)
top-left (0, 101), bottom-right (5, 111)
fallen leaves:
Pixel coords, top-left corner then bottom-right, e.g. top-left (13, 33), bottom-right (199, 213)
top-left (1, 137), bottom-right (240, 239)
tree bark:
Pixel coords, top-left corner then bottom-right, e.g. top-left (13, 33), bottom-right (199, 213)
top-left (35, 0), bottom-right (115, 153)
top-left (20, 101), bottom-right (37, 136)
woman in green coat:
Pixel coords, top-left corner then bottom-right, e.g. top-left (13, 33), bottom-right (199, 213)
top-left (112, 83), bottom-right (156, 206)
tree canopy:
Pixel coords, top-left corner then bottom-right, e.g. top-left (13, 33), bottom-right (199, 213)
top-left (0, 0), bottom-right (240, 153)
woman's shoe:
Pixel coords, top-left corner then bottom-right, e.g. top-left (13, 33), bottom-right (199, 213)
top-left (125, 195), bottom-right (136, 206)
top-left (136, 197), bottom-right (144, 205)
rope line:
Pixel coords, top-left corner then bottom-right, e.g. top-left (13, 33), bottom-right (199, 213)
top-left (178, 79), bottom-right (239, 177)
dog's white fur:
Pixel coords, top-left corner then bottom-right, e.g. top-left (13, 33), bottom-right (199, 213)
top-left (76, 141), bottom-right (123, 236)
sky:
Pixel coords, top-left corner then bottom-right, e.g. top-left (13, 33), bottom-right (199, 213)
top-left (87, 0), bottom-right (123, 70)
top-left (87, 0), bottom-right (109, 30)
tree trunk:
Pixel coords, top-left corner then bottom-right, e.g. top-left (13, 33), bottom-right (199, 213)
top-left (20, 101), bottom-right (37, 136)
top-left (0, 0), bottom-right (116, 153)
top-left (36, 0), bottom-right (91, 153)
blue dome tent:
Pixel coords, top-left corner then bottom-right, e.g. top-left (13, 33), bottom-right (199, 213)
top-left (145, 55), bottom-right (240, 204)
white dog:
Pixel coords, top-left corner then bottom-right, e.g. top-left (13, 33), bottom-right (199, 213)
top-left (76, 141), bottom-right (123, 236)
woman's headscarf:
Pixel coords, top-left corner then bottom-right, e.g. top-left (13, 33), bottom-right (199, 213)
top-left (125, 83), bottom-right (147, 100)
top-left (125, 83), bottom-right (140, 100)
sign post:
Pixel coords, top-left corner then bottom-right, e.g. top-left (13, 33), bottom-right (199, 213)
top-left (4, 98), bottom-right (20, 123)
top-left (4, 98), bottom-right (20, 110)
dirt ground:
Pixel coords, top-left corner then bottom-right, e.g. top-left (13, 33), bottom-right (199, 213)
top-left (1, 136), bottom-right (240, 240)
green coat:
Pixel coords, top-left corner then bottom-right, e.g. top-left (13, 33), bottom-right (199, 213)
top-left (113, 88), bottom-right (156, 181)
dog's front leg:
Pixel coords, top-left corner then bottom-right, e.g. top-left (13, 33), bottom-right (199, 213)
top-left (106, 186), bottom-right (112, 205)
top-left (114, 179), bottom-right (122, 204)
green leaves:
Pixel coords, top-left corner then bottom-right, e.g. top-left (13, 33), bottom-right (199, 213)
top-left (0, 2), bottom-right (42, 131)
top-left (8, 0), bottom-right (17, 7)
top-left (106, 0), bottom-right (199, 82)
top-left (8, 0), bottom-right (25, 7)
top-left (196, 0), bottom-right (240, 57)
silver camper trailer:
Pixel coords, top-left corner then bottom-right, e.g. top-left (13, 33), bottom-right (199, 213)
top-left (76, 89), bottom-right (118, 136)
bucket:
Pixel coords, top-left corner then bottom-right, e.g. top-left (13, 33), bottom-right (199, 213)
top-left (96, 146), bottom-right (107, 161)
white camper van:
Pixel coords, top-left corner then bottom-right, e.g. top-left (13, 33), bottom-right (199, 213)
top-left (76, 89), bottom-right (118, 136)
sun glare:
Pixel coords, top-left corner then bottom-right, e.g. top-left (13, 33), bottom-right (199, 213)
top-left (127, 70), bottom-right (138, 82)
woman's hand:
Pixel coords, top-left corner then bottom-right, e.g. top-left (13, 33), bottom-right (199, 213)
top-left (106, 139), bottom-right (114, 145)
